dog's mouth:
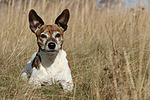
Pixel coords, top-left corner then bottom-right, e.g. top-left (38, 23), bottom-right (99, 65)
top-left (41, 49), bottom-right (57, 52)
top-left (47, 50), bottom-right (57, 52)
top-left (40, 48), bottom-right (58, 53)
top-left (38, 42), bottom-right (60, 53)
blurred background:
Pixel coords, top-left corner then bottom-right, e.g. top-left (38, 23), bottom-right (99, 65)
top-left (0, 0), bottom-right (150, 100)
top-left (1, 0), bottom-right (150, 9)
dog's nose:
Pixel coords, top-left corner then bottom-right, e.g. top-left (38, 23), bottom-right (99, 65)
top-left (48, 42), bottom-right (56, 49)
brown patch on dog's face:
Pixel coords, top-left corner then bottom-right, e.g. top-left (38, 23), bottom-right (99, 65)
top-left (36, 24), bottom-right (64, 36)
top-left (35, 25), bottom-right (64, 53)
top-left (28, 9), bottom-right (70, 53)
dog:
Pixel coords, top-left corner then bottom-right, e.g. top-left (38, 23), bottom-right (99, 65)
top-left (21, 9), bottom-right (73, 92)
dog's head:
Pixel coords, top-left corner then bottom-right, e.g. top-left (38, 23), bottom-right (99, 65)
top-left (29, 9), bottom-right (70, 54)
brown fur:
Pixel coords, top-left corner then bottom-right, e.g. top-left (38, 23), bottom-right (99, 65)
top-left (36, 24), bottom-right (64, 37)
top-left (32, 53), bottom-right (41, 69)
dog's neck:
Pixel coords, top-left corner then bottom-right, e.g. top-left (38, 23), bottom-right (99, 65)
top-left (39, 50), bottom-right (60, 68)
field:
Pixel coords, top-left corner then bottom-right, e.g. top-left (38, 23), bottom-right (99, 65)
top-left (0, 0), bottom-right (150, 100)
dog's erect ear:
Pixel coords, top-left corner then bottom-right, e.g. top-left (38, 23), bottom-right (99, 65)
top-left (29, 9), bottom-right (44, 33)
top-left (55, 9), bottom-right (70, 31)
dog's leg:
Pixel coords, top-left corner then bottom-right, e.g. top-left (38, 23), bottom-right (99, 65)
top-left (60, 79), bottom-right (73, 92)
top-left (59, 68), bottom-right (73, 92)
top-left (21, 52), bottom-right (37, 81)
top-left (28, 53), bottom-right (42, 87)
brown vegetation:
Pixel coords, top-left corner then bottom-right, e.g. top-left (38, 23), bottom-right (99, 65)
top-left (0, 0), bottom-right (150, 99)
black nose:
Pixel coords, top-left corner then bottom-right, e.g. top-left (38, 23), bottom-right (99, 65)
top-left (48, 42), bottom-right (56, 49)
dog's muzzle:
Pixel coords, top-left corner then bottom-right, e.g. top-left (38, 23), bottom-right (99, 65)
top-left (48, 42), bottom-right (56, 49)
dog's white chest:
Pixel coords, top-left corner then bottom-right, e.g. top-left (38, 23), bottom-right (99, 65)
top-left (21, 50), bottom-right (73, 92)
top-left (30, 51), bottom-right (69, 85)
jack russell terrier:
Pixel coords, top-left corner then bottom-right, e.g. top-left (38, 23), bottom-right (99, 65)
top-left (21, 9), bottom-right (73, 92)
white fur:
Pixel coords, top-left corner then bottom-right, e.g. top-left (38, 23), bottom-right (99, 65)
top-left (21, 49), bottom-right (73, 92)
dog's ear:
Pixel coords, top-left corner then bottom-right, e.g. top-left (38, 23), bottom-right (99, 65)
top-left (29, 9), bottom-right (44, 33)
top-left (55, 9), bottom-right (70, 31)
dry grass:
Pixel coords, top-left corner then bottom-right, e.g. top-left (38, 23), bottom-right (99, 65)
top-left (0, 0), bottom-right (150, 99)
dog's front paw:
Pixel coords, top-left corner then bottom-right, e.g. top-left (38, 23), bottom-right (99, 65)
top-left (60, 81), bottom-right (73, 93)
top-left (28, 77), bottom-right (42, 88)
top-left (21, 73), bottom-right (28, 82)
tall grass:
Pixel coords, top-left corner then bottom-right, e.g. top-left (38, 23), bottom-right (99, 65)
top-left (0, 0), bottom-right (150, 99)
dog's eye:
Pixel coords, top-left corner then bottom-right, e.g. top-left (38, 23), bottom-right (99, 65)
top-left (40, 34), bottom-right (47, 38)
top-left (55, 33), bottom-right (61, 38)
